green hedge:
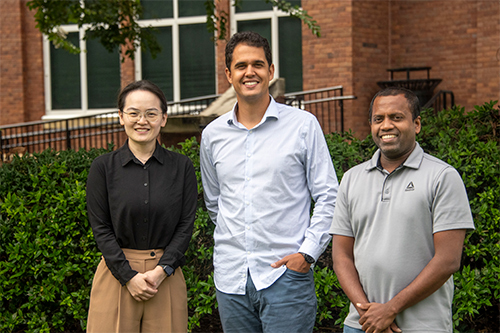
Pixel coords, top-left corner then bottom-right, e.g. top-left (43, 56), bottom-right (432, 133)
top-left (0, 102), bottom-right (498, 332)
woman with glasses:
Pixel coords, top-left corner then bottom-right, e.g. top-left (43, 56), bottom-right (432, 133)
top-left (86, 80), bottom-right (197, 332)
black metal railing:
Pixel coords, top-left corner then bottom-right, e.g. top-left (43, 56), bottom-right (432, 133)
top-left (0, 112), bottom-right (123, 159)
top-left (422, 90), bottom-right (455, 113)
top-left (0, 89), bottom-right (354, 158)
top-left (0, 94), bottom-right (221, 159)
top-left (167, 94), bottom-right (220, 116)
top-left (284, 86), bottom-right (356, 133)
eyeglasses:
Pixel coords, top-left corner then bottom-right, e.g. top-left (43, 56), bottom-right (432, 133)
top-left (122, 110), bottom-right (162, 122)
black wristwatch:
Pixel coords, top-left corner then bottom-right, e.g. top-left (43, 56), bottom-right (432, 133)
top-left (160, 264), bottom-right (175, 277)
top-left (299, 252), bottom-right (315, 264)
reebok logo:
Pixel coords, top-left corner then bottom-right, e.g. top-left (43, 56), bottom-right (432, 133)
top-left (405, 181), bottom-right (415, 191)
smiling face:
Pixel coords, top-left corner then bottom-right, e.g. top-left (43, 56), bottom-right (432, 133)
top-left (225, 43), bottom-right (275, 105)
top-left (370, 94), bottom-right (421, 168)
top-left (119, 89), bottom-right (167, 149)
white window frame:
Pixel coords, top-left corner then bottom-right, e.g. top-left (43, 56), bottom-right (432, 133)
top-left (230, 1), bottom-right (298, 79)
top-left (135, 1), bottom-right (217, 114)
top-left (42, 0), bottom-right (218, 119)
top-left (42, 25), bottom-right (121, 120)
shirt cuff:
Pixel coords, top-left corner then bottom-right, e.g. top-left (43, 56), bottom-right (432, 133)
top-left (298, 237), bottom-right (324, 261)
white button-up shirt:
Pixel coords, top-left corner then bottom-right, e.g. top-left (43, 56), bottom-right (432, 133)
top-left (200, 97), bottom-right (338, 294)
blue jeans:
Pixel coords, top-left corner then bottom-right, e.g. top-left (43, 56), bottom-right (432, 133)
top-left (344, 325), bottom-right (365, 333)
top-left (216, 268), bottom-right (317, 333)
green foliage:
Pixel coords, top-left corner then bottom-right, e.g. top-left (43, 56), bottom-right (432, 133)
top-left (0, 147), bottom-right (109, 332)
top-left (166, 137), bottom-right (217, 330)
top-left (325, 130), bottom-right (376, 179)
top-left (418, 101), bottom-right (500, 331)
top-left (1, 102), bottom-right (499, 332)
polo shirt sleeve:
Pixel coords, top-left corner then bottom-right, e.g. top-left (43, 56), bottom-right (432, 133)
top-left (432, 167), bottom-right (474, 233)
top-left (329, 170), bottom-right (355, 238)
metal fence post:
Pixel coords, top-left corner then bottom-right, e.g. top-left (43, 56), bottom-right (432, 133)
top-left (66, 119), bottom-right (71, 150)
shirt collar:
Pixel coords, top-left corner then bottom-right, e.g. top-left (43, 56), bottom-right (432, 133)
top-left (366, 141), bottom-right (423, 171)
top-left (227, 95), bottom-right (279, 128)
top-left (118, 140), bottom-right (164, 166)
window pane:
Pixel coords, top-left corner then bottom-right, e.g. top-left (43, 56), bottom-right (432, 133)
top-left (179, 0), bottom-right (206, 17)
top-left (279, 17), bottom-right (302, 92)
top-left (288, 0), bottom-right (301, 7)
top-left (237, 19), bottom-right (272, 49)
top-left (179, 24), bottom-right (215, 99)
top-left (142, 27), bottom-right (174, 101)
top-left (140, 0), bottom-right (173, 19)
top-left (235, 0), bottom-right (300, 13)
top-left (235, 0), bottom-right (272, 13)
top-left (51, 32), bottom-right (81, 109)
top-left (87, 34), bottom-right (121, 108)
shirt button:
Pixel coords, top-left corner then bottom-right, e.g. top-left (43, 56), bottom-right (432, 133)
top-left (142, 236), bottom-right (146, 241)
top-left (246, 177), bottom-right (250, 181)
top-left (150, 251), bottom-right (155, 257)
top-left (249, 130), bottom-right (253, 133)
top-left (247, 251), bottom-right (251, 255)
top-left (247, 153), bottom-right (251, 157)
top-left (144, 200), bottom-right (149, 204)
top-left (144, 218), bottom-right (148, 223)
top-left (246, 202), bottom-right (250, 206)
top-left (385, 189), bottom-right (389, 194)
top-left (144, 183), bottom-right (148, 186)
top-left (143, 166), bottom-right (147, 170)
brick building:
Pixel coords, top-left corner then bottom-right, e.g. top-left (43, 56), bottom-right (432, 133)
top-left (1, 0), bottom-right (499, 139)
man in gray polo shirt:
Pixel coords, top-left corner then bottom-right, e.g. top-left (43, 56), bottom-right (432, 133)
top-left (330, 87), bottom-right (474, 333)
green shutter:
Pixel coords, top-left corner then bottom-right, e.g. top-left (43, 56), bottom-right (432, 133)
top-left (140, 0), bottom-right (173, 19)
top-left (179, 24), bottom-right (215, 99)
top-left (236, 0), bottom-right (301, 13)
top-left (142, 27), bottom-right (174, 101)
top-left (236, 1), bottom-right (272, 13)
top-left (86, 33), bottom-right (121, 108)
top-left (178, 0), bottom-right (206, 17)
top-left (51, 32), bottom-right (81, 109)
top-left (279, 16), bottom-right (302, 92)
top-left (237, 19), bottom-right (272, 49)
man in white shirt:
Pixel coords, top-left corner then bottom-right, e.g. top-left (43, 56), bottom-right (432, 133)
top-left (200, 31), bottom-right (338, 332)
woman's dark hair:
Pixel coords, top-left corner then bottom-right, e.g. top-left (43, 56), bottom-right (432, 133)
top-left (117, 80), bottom-right (168, 114)
top-left (225, 31), bottom-right (272, 71)
top-left (368, 87), bottom-right (420, 122)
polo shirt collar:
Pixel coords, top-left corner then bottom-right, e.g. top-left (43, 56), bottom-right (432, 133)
top-left (118, 140), bottom-right (164, 166)
top-left (366, 141), bottom-right (424, 171)
top-left (227, 95), bottom-right (279, 128)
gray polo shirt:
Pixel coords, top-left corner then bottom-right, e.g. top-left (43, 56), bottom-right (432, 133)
top-left (330, 142), bottom-right (474, 332)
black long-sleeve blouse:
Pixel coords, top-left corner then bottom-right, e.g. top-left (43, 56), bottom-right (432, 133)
top-left (86, 141), bottom-right (197, 285)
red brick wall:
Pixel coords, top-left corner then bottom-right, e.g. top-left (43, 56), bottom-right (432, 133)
top-left (0, 0), bottom-right (44, 126)
top-left (120, 40), bottom-right (136, 90)
top-left (389, 0), bottom-right (500, 112)
top-left (351, 0), bottom-right (389, 137)
top-left (301, 1), bottom-right (359, 135)
top-left (215, 0), bottom-right (231, 94)
top-left (1, 0), bottom-right (25, 125)
top-left (21, 0), bottom-right (45, 123)
top-left (476, 1), bottom-right (500, 105)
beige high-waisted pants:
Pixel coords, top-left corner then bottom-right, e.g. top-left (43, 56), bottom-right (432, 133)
top-left (87, 248), bottom-right (188, 333)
